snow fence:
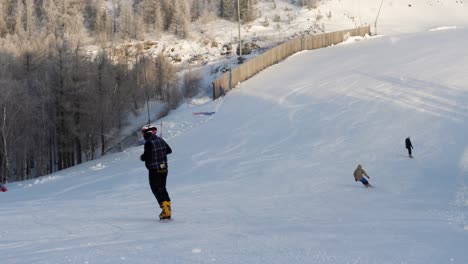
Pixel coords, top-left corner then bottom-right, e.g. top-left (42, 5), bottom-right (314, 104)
top-left (212, 26), bottom-right (371, 99)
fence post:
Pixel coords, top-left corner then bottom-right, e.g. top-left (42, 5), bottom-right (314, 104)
top-left (229, 68), bottom-right (232, 91)
top-left (212, 82), bottom-right (216, 99)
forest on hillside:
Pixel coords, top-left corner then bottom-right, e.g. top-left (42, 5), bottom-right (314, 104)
top-left (0, 0), bottom-right (320, 183)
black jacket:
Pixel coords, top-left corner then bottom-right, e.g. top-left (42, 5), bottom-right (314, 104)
top-left (141, 134), bottom-right (172, 170)
top-left (405, 137), bottom-right (413, 149)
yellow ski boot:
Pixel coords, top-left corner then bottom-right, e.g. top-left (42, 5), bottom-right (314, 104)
top-left (159, 201), bottom-right (171, 220)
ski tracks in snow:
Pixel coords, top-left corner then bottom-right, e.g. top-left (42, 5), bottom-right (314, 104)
top-left (455, 148), bottom-right (468, 231)
top-left (353, 74), bottom-right (468, 122)
top-left (163, 96), bottom-right (225, 141)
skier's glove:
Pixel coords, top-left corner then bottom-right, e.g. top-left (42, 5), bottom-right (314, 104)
top-left (140, 154), bottom-right (145, 161)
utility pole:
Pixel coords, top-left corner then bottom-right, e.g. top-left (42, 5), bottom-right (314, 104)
top-left (374, 0), bottom-right (384, 35)
top-left (237, 0), bottom-right (243, 64)
top-left (142, 56), bottom-right (151, 125)
top-left (229, 29), bottom-right (233, 90)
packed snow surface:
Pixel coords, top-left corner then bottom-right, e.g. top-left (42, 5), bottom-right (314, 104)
top-left (1, 25), bottom-right (468, 263)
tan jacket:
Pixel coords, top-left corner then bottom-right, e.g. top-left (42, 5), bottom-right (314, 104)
top-left (353, 165), bottom-right (369, 181)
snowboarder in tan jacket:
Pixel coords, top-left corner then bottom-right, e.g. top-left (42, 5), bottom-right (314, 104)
top-left (354, 164), bottom-right (372, 187)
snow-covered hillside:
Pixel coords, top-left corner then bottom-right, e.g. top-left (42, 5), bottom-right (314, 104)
top-left (133, 0), bottom-right (468, 62)
top-left (96, 0), bottom-right (468, 96)
top-left (1, 23), bottom-right (468, 264)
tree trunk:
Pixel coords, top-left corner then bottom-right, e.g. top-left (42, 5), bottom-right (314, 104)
top-left (1, 106), bottom-right (11, 183)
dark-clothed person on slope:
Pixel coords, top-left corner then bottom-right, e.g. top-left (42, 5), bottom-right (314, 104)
top-left (405, 137), bottom-right (414, 158)
top-left (140, 125), bottom-right (173, 220)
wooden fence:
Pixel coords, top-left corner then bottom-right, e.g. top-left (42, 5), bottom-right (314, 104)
top-left (212, 26), bottom-right (371, 99)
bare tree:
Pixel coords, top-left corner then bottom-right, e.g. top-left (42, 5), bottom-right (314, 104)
top-left (1, 0), bottom-right (254, 182)
top-left (93, 0), bottom-right (114, 44)
top-left (181, 0), bottom-right (192, 34)
top-left (154, 53), bottom-right (179, 106)
top-left (93, 48), bottom-right (113, 156)
top-left (138, 0), bottom-right (163, 37)
top-left (0, 82), bottom-right (16, 183)
top-left (220, 0), bottom-right (235, 19)
top-left (199, 0), bottom-right (218, 22)
top-left (183, 69), bottom-right (202, 98)
top-left (296, 0), bottom-right (320, 9)
top-left (0, 1), bottom-right (8, 37)
top-left (25, 0), bottom-right (35, 39)
top-left (119, 0), bottom-right (134, 41)
top-left (14, 0), bottom-right (25, 36)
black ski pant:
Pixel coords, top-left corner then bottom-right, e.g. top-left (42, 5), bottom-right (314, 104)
top-left (406, 147), bottom-right (412, 157)
top-left (148, 169), bottom-right (171, 205)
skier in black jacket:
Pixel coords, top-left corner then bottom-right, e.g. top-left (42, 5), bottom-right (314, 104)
top-left (140, 125), bottom-right (173, 220)
top-left (405, 137), bottom-right (413, 158)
